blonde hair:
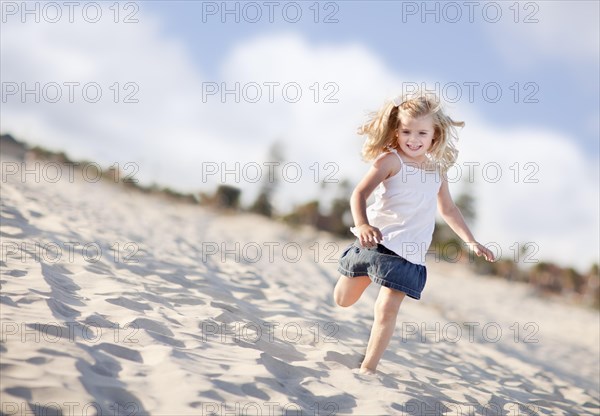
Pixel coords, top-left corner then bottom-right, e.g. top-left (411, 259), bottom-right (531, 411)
top-left (358, 91), bottom-right (464, 173)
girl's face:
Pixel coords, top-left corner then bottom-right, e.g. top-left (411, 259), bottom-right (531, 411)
top-left (396, 114), bottom-right (435, 162)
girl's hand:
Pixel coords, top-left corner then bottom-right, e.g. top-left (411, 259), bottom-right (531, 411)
top-left (467, 241), bottom-right (495, 262)
top-left (355, 224), bottom-right (383, 248)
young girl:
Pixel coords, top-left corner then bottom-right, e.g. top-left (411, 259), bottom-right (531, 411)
top-left (334, 92), bottom-right (495, 375)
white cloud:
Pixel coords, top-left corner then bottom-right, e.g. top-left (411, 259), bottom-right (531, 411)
top-left (1, 6), bottom-right (597, 271)
top-left (484, 1), bottom-right (599, 69)
top-left (454, 114), bottom-right (599, 271)
top-left (0, 9), bottom-right (214, 178)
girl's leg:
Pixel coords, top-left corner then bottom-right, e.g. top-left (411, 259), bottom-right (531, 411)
top-left (333, 275), bottom-right (371, 307)
top-left (360, 286), bottom-right (406, 373)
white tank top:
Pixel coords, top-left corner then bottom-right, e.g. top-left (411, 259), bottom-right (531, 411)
top-left (351, 149), bottom-right (442, 265)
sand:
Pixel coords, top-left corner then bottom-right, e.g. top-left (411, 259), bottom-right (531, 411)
top-left (1, 155), bottom-right (599, 415)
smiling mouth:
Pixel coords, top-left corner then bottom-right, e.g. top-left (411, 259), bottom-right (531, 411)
top-left (406, 144), bottom-right (422, 151)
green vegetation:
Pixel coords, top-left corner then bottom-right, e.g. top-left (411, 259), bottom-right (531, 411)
top-left (4, 134), bottom-right (597, 309)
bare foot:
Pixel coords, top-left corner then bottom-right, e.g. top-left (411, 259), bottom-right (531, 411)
top-left (358, 367), bottom-right (377, 375)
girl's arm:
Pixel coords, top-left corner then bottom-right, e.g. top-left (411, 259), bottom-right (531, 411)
top-left (437, 175), bottom-right (495, 262)
top-left (351, 153), bottom-right (398, 247)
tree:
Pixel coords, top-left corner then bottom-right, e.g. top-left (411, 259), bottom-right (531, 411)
top-left (328, 178), bottom-right (353, 236)
top-left (250, 141), bottom-right (284, 217)
top-left (215, 185), bottom-right (241, 209)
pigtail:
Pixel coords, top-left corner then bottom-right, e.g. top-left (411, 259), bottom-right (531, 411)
top-left (357, 100), bottom-right (399, 161)
top-left (428, 110), bottom-right (464, 173)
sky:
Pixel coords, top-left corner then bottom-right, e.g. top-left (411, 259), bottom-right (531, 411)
top-left (1, 0), bottom-right (599, 272)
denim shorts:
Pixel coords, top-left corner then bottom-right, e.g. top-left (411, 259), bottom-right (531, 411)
top-left (337, 239), bottom-right (427, 300)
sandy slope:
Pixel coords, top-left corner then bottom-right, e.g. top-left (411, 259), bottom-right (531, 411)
top-left (1, 156), bottom-right (599, 416)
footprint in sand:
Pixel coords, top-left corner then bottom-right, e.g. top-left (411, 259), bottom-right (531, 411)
top-left (105, 296), bottom-right (152, 312)
top-left (96, 342), bottom-right (143, 363)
